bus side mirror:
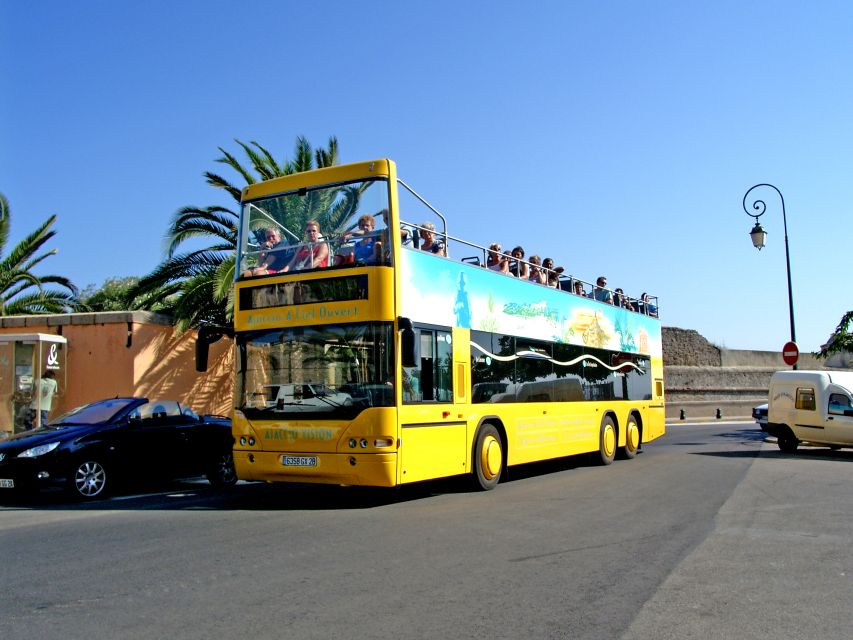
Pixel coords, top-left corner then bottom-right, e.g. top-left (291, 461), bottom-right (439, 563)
top-left (196, 338), bottom-right (210, 372)
top-left (399, 317), bottom-right (418, 368)
top-left (196, 326), bottom-right (234, 372)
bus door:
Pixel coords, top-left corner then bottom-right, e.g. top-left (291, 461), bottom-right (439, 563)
top-left (399, 326), bottom-right (467, 483)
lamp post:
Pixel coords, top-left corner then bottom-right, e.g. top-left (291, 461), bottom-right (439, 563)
top-left (742, 183), bottom-right (797, 368)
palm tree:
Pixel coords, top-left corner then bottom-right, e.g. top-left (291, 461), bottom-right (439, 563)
top-left (129, 136), bottom-right (341, 330)
top-left (0, 192), bottom-right (81, 315)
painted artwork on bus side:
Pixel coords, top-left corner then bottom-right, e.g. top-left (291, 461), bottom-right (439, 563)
top-left (400, 249), bottom-right (662, 358)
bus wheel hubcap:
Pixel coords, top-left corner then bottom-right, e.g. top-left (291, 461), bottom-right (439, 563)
top-left (603, 426), bottom-right (615, 457)
top-left (482, 435), bottom-right (501, 479)
top-left (627, 422), bottom-right (639, 451)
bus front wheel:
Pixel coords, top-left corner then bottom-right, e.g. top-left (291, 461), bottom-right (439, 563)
top-left (472, 423), bottom-right (503, 491)
top-left (597, 417), bottom-right (616, 466)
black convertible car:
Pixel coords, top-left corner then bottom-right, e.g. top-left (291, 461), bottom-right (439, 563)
top-left (0, 397), bottom-right (236, 500)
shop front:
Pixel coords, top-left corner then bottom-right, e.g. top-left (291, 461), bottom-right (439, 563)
top-left (0, 334), bottom-right (67, 436)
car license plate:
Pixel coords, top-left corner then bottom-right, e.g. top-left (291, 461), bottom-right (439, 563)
top-left (282, 455), bottom-right (318, 467)
top-left (0, 478), bottom-right (14, 489)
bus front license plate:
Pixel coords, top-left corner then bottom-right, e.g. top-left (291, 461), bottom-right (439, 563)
top-left (0, 479), bottom-right (14, 489)
top-left (282, 456), bottom-right (318, 467)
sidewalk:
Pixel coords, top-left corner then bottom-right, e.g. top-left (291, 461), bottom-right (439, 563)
top-left (666, 416), bottom-right (754, 426)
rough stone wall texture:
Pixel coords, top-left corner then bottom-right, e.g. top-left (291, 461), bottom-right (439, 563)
top-left (661, 327), bottom-right (721, 366)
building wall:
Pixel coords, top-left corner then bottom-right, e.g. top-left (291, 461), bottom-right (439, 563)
top-left (0, 312), bottom-right (232, 432)
top-left (662, 326), bottom-right (848, 420)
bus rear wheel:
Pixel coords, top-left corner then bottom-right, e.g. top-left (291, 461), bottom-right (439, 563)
top-left (619, 417), bottom-right (640, 459)
top-left (472, 423), bottom-right (503, 491)
top-left (597, 417), bottom-right (616, 466)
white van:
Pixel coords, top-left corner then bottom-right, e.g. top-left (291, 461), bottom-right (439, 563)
top-left (766, 370), bottom-right (853, 452)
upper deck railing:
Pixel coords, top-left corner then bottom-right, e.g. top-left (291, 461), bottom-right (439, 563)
top-left (399, 219), bottom-right (659, 319)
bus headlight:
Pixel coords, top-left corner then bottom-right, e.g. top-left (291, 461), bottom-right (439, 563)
top-left (359, 438), bottom-right (368, 448)
top-left (374, 438), bottom-right (394, 448)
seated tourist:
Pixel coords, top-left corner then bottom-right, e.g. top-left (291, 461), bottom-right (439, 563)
top-left (509, 246), bottom-right (529, 279)
top-left (614, 288), bottom-right (636, 311)
top-left (542, 257), bottom-right (564, 288)
top-left (342, 214), bottom-right (381, 264)
top-left (243, 227), bottom-right (289, 277)
top-left (486, 243), bottom-right (511, 274)
top-left (528, 255), bottom-right (548, 285)
top-left (419, 222), bottom-right (446, 256)
top-left (281, 220), bottom-right (329, 272)
top-left (573, 280), bottom-right (586, 296)
top-left (591, 276), bottom-right (613, 304)
top-left (639, 292), bottom-right (658, 317)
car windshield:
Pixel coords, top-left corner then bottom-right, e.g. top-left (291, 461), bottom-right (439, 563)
top-left (236, 322), bottom-right (395, 419)
top-left (47, 398), bottom-right (140, 426)
top-left (238, 178), bottom-right (391, 277)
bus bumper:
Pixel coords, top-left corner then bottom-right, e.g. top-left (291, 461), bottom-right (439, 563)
top-left (234, 450), bottom-right (398, 487)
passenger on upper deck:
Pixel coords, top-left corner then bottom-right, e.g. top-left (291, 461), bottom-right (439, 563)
top-left (419, 222), bottom-right (446, 256)
top-left (528, 255), bottom-right (548, 285)
top-left (343, 214), bottom-right (380, 264)
top-left (542, 258), bottom-right (563, 289)
top-left (509, 246), bottom-right (529, 279)
top-left (591, 276), bottom-right (613, 304)
top-left (242, 227), bottom-right (289, 277)
top-left (281, 220), bottom-right (329, 272)
top-left (573, 280), bottom-right (586, 296)
top-left (614, 288), bottom-right (636, 311)
top-left (486, 243), bottom-right (511, 274)
top-left (639, 292), bottom-right (658, 317)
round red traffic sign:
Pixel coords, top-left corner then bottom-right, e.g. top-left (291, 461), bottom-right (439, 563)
top-left (782, 341), bottom-right (799, 366)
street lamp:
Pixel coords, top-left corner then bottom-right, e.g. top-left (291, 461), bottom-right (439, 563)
top-left (742, 183), bottom-right (797, 367)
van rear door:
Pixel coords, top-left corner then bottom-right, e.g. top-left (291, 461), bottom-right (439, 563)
top-left (790, 385), bottom-right (827, 442)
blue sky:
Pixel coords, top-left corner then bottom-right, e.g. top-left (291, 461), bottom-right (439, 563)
top-left (2, 0), bottom-right (851, 353)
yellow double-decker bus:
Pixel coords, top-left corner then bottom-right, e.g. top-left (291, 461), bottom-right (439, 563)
top-left (199, 159), bottom-right (664, 490)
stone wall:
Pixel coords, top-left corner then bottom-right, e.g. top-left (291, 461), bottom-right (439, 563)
top-left (662, 326), bottom-right (841, 420)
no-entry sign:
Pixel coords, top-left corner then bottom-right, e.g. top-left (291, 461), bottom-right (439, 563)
top-left (782, 341), bottom-right (799, 366)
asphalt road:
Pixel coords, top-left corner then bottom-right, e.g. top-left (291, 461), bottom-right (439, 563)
top-left (2, 421), bottom-right (852, 640)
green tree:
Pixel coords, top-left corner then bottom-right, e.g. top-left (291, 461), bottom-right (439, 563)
top-left (0, 192), bottom-right (81, 315)
top-left (80, 277), bottom-right (144, 312)
top-left (129, 136), bottom-right (341, 330)
top-left (817, 310), bottom-right (853, 359)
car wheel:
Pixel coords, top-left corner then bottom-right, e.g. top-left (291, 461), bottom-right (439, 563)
top-left (70, 460), bottom-right (109, 499)
top-left (597, 417), bottom-right (617, 465)
top-left (619, 416), bottom-right (640, 459)
top-left (471, 423), bottom-right (503, 490)
top-left (777, 430), bottom-right (799, 454)
top-left (207, 450), bottom-right (237, 487)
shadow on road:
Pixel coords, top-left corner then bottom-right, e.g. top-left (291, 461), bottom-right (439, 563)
top-left (0, 450), bottom-right (608, 512)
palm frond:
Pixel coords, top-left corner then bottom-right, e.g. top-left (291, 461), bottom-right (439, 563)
top-left (216, 145), bottom-right (256, 186)
top-left (293, 136), bottom-right (314, 173)
top-left (251, 141), bottom-right (283, 175)
top-left (235, 140), bottom-right (276, 181)
top-left (0, 192), bottom-right (10, 251)
top-left (204, 172), bottom-right (243, 203)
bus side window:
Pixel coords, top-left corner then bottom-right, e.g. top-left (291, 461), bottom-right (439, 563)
top-left (403, 329), bottom-right (453, 404)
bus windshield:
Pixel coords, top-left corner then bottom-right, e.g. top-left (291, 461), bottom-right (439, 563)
top-left (236, 322), bottom-right (395, 419)
top-left (239, 178), bottom-right (391, 277)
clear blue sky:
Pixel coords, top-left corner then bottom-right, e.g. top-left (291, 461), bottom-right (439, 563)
top-left (2, 0), bottom-right (851, 353)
